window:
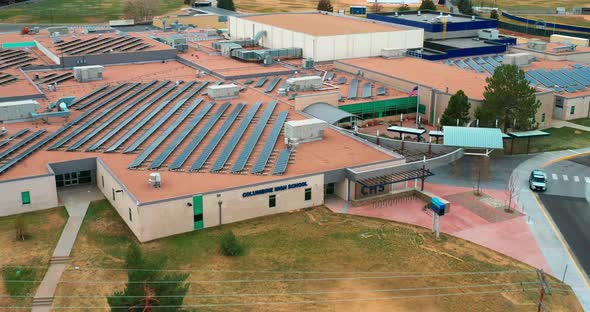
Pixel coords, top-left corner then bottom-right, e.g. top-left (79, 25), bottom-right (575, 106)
top-left (55, 174), bottom-right (64, 187)
top-left (79, 170), bottom-right (91, 184)
top-left (571, 106), bottom-right (576, 115)
top-left (304, 188), bottom-right (312, 201)
top-left (128, 208), bottom-right (132, 222)
top-left (193, 214), bottom-right (203, 222)
top-left (101, 175), bottom-right (104, 188)
top-left (269, 195), bottom-right (276, 208)
top-left (325, 183), bottom-right (335, 195)
top-left (541, 113), bottom-right (546, 123)
top-left (21, 191), bottom-right (31, 205)
top-left (112, 188), bottom-right (115, 201)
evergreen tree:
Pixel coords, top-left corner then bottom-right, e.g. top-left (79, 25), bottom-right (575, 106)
top-left (457, 0), bottom-right (474, 15)
top-left (108, 244), bottom-right (190, 312)
top-left (225, 0), bottom-right (236, 11)
top-left (440, 90), bottom-right (471, 126)
top-left (475, 65), bottom-right (541, 131)
top-left (317, 0), bottom-right (333, 12)
top-left (490, 9), bottom-right (499, 19)
top-left (418, 0), bottom-right (437, 11)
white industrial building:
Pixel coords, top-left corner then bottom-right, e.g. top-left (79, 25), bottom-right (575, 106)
top-left (228, 12), bottom-right (424, 62)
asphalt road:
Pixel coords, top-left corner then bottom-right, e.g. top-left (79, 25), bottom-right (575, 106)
top-left (538, 154), bottom-right (590, 277)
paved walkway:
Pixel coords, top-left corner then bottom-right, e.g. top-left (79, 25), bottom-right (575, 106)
top-left (512, 147), bottom-right (590, 311)
top-left (32, 185), bottom-right (104, 312)
top-left (551, 119), bottom-right (590, 132)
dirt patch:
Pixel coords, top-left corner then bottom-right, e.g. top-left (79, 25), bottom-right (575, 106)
top-left (446, 191), bottom-right (521, 223)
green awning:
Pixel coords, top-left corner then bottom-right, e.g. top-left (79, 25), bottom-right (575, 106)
top-left (507, 130), bottom-right (550, 138)
top-left (443, 126), bottom-right (504, 149)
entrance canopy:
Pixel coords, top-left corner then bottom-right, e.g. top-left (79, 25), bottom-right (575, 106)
top-left (507, 130), bottom-right (550, 154)
top-left (357, 168), bottom-right (434, 188)
top-left (387, 126), bottom-right (426, 139)
top-left (443, 126), bottom-right (504, 149)
top-left (303, 103), bottom-right (359, 125)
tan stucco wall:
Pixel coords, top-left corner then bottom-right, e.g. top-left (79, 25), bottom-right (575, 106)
top-left (535, 92), bottom-right (555, 127)
top-left (562, 96), bottom-right (590, 120)
top-left (153, 15), bottom-right (227, 29)
top-left (333, 179), bottom-right (348, 200)
top-left (295, 91), bottom-right (339, 111)
top-left (96, 160), bottom-right (141, 239)
top-left (0, 175), bottom-right (59, 217)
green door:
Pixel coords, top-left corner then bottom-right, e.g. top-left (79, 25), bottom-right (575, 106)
top-left (193, 195), bottom-right (204, 229)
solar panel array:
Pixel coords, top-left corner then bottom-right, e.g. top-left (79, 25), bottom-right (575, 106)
top-left (169, 102), bottom-right (231, 170)
top-left (57, 36), bottom-right (150, 55)
top-left (272, 149), bottom-right (292, 175)
top-left (325, 72), bottom-right (335, 81)
top-left (68, 81), bottom-right (170, 151)
top-left (361, 82), bottom-right (372, 99)
top-left (104, 81), bottom-right (205, 152)
top-left (231, 101), bottom-right (278, 173)
top-left (86, 83), bottom-right (178, 152)
top-left (0, 130), bottom-right (46, 161)
top-left (148, 102), bottom-right (216, 170)
top-left (0, 128), bottom-right (30, 149)
top-left (74, 83), bottom-right (129, 110)
top-left (376, 87), bottom-right (386, 96)
top-left (0, 49), bottom-right (35, 70)
top-left (48, 82), bottom-right (146, 150)
top-left (527, 66), bottom-right (590, 93)
top-left (69, 84), bottom-right (109, 108)
top-left (444, 55), bottom-right (504, 74)
top-left (190, 103), bottom-right (245, 171)
top-left (254, 77), bottom-right (268, 88)
top-left (264, 77), bottom-right (281, 93)
top-left (251, 110), bottom-right (289, 174)
top-left (128, 102), bottom-right (200, 169)
top-left (210, 102), bottom-right (262, 172)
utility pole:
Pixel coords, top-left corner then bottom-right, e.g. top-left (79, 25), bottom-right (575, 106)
top-left (537, 269), bottom-right (551, 312)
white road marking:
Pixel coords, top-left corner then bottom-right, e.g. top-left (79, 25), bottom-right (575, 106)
top-left (563, 175), bottom-right (569, 181)
top-left (586, 177), bottom-right (590, 183)
top-left (552, 173), bottom-right (558, 180)
top-left (574, 176), bottom-right (580, 182)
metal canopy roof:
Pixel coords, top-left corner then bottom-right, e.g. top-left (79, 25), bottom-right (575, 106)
top-left (442, 126), bottom-right (504, 149)
top-left (387, 126), bottom-right (426, 136)
top-left (357, 168), bottom-right (434, 188)
top-left (303, 103), bottom-right (359, 125)
top-left (429, 130), bottom-right (443, 137)
top-left (507, 130), bottom-right (550, 138)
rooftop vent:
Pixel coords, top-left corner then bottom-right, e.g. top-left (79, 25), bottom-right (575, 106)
top-left (149, 173), bottom-right (161, 188)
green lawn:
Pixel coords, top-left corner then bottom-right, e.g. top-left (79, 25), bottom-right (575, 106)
top-left (527, 127), bottom-right (590, 153)
top-left (571, 118), bottom-right (590, 128)
top-left (0, 0), bottom-right (184, 24)
top-left (52, 199), bottom-right (582, 311)
top-left (0, 207), bottom-right (68, 307)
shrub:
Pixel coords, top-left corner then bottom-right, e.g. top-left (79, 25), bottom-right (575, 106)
top-left (220, 231), bottom-right (243, 257)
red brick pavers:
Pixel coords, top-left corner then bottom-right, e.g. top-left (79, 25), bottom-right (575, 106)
top-left (327, 183), bottom-right (551, 273)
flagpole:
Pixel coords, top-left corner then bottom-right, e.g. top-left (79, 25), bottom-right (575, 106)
top-left (415, 86), bottom-right (420, 126)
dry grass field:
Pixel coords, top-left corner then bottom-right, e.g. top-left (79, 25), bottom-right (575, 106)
top-left (49, 200), bottom-right (582, 311)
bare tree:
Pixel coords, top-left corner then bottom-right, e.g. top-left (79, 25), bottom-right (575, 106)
top-left (14, 214), bottom-right (26, 241)
top-left (124, 0), bottom-right (160, 23)
top-left (371, 1), bottom-right (383, 13)
top-left (506, 173), bottom-right (519, 213)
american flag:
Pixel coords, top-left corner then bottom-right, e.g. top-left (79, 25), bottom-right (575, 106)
top-left (408, 86), bottom-right (418, 96)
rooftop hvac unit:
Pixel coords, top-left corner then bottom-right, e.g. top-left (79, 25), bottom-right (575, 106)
top-left (526, 40), bottom-right (547, 51)
top-left (207, 84), bottom-right (239, 100)
top-left (302, 58), bottom-right (314, 70)
top-left (149, 173), bottom-right (161, 188)
top-left (74, 65), bottom-right (104, 82)
top-left (478, 29), bottom-right (499, 40)
top-left (284, 119), bottom-right (328, 144)
top-left (502, 53), bottom-right (532, 66)
top-left (286, 76), bottom-right (322, 92)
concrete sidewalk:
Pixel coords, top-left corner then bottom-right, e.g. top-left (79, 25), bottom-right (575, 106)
top-left (32, 185), bottom-right (104, 312)
top-left (512, 147), bottom-right (590, 311)
top-left (551, 119), bottom-right (590, 132)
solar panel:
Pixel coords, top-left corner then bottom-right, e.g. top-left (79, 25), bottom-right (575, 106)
top-left (348, 79), bottom-right (359, 99)
top-left (552, 70), bottom-right (577, 86)
top-left (168, 102), bottom-right (231, 170)
top-left (464, 58), bottom-right (485, 73)
top-left (493, 55), bottom-right (503, 62)
top-left (251, 110), bottom-right (289, 174)
top-left (123, 97), bottom-right (201, 154)
top-left (484, 56), bottom-right (500, 67)
top-left (48, 82), bottom-right (145, 150)
top-left (538, 70), bottom-right (568, 88)
top-left (210, 102), bottom-right (262, 172)
top-left (376, 87), bottom-right (386, 96)
top-left (338, 77), bottom-right (347, 85)
top-left (244, 79), bottom-right (254, 85)
top-left (453, 60), bottom-right (468, 69)
top-left (128, 102), bottom-right (200, 168)
top-left (67, 81), bottom-right (168, 151)
top-left (148, 102), bottom-right (215, 170)
top-left (264, 77), bottom-right (281, 93)
top-left (254, 77), bottom-right (268, 88)
top-left (568, 70), bottom-right (590, 86)
top-left (86, 84), bottom-right (178, 152)
top-left (190, 103), bottom-right (245, 171)
top-left (527, 71), bottom-right (553, 87)
top-left (525, 73), bottom-right (541, 86)
top-left (104, 81), bottom-right (205, 153)
top-left (75, 83), bottom-right (130, 110)
top-left (325, 72), bottom-right (335, 81)
top-left (230, 101), bottom-right (277, 173)
top-left (0, 129), bottom-right (46, 161)
top-left (481, 63), bottom-right (495, 74)
top-left (69, 84), bottom-right (109, 108)
top-left (0, 131), bottom-right (55, 174)
top-left (361, 82), bottom-right (372, 99)
top-left (288, 93), bottom-right (298, 100)
top-left (272, 149), bottom-right (292, 175)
